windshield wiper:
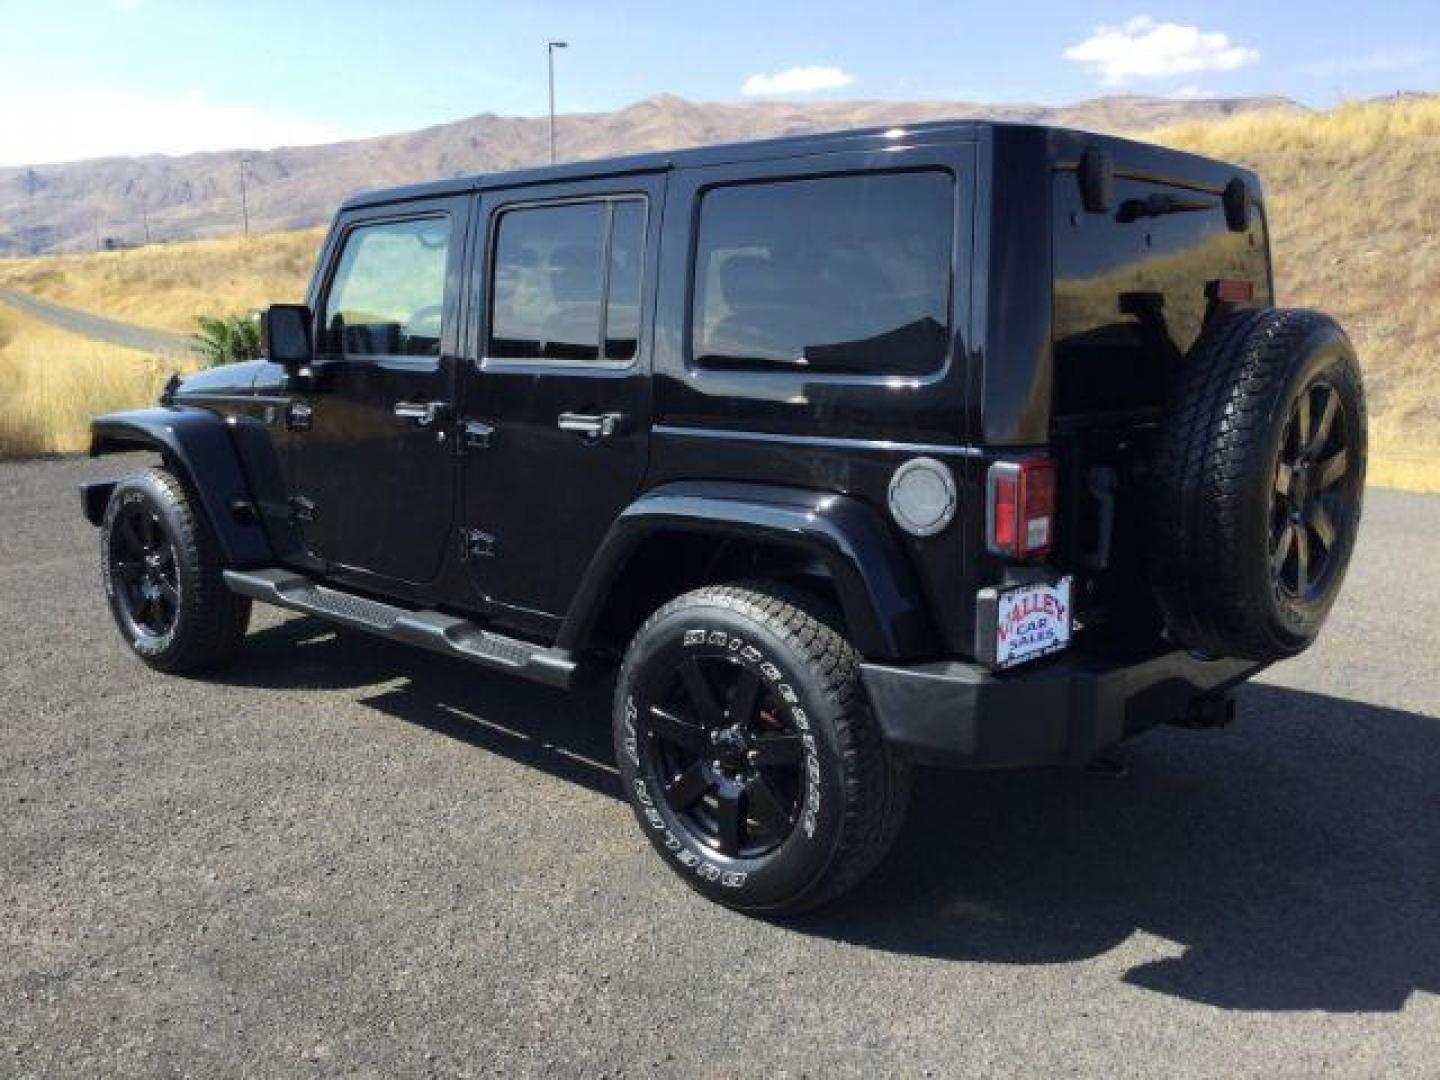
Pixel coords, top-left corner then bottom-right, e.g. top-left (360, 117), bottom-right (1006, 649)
top-left (1117, 193), bottom-right (1217, 223)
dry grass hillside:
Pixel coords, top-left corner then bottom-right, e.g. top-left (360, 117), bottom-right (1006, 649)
top-left (0, 229), bottom-right (320, 332)
top-left (1147, 96), bottom-right (1440, 490)
top-left (0, 307), bottom-right (195, 457)
top-left (0, 96), bottom-right (1434, 488)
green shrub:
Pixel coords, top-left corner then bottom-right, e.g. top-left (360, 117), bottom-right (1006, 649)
top-left (193, 313), bottom-right (261, 367)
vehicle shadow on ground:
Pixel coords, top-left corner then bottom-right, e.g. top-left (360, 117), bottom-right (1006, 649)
top-left (225, 615), bottom-right (1440, 1015)
top-left (220, 615), bottom-right (623, 799)
top-left (804, 681), bottom-right (1440, 1014)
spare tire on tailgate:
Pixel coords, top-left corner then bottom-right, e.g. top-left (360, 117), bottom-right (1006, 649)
top-left (1149, 308), bottom-right (1367, 662)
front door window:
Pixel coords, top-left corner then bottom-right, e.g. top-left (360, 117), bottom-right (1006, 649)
top-left (321, 217), bottom-right (452, 359)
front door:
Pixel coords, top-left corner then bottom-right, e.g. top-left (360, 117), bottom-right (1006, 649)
top-left (289, 196), bottom-right (469, 586)
top-left (459, 177), bottom-right (663, 634)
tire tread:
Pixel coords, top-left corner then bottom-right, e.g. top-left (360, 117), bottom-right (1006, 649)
top-left (1150, 307), bottom-right (1365, 659)
top-left (619, 581), bottom-right (909, 913)
top-left (105, 466), bottom-right (250, 673)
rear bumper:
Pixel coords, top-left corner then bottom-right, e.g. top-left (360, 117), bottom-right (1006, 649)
top-left (860, 646), bottom-right (1264, 768)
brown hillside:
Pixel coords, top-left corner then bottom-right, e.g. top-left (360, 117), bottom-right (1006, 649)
top-left (1147, 97), bottom-right (1440, 489)
top-left (0, 97), bottom-right (1433, 489)
top-left (0, 93), bottom-right (1295, 256)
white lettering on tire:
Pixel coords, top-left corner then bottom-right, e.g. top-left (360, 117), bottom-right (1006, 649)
top-left (622, 695), bottom-right (640, 766)
top-left (678, 628), bottom-right (824, 841)
top-left (631, 777), bottom-right (747, 889)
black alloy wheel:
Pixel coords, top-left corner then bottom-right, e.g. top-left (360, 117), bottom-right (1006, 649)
top-left (109, 499), bottom-right (181, 641)
top-left (100, 467), bottom-right (251, 673)
top-left (614, 583), bottom-right (910, 914)
top-left (639, 651), bottom-right (805, 859)
top-left (1270, 377), bottom-right (1354, 601)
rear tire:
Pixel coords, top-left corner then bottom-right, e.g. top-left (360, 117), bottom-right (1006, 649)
top-left (1150, 308), bottom-right (1366, 661)
top-left (613, 583), bottom-right (909, 914)
top-left (100, 467), bottom-right (251, 674)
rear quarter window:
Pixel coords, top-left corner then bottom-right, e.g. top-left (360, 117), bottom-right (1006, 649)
top-left (691, 171), bottom-right (953, 378)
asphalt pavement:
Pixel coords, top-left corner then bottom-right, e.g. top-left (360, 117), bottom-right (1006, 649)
top-left (2, 454), bottom-right (1436, 1077)
top-left (0, 289), bottom-right (193, 355)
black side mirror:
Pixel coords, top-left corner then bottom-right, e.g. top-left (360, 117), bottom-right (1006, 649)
top-left (261, 304), bottom-right (313, 370)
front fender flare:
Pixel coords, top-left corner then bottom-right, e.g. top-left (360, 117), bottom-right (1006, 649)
top-left (560, 481), bottom-right (935, 660)
top-left (88, 407), bottom-right (273, 565)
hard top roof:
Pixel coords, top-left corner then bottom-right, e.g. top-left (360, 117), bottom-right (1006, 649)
top-left (339, 117), bottom-right (1257, 211)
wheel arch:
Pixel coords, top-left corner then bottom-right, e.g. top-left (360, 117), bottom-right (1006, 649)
top-left (559, 481), bottom-right (936, 661)
top-left (87, 407), bottom-right (273, 566)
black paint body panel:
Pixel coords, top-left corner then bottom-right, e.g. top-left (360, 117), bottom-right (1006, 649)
top-left (89, 406), bottom-right (274, 566)
top-left (561, 480), bottom-right (934, 659)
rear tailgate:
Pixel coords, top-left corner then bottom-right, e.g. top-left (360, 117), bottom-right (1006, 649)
top-left (1048, 152), bottom-right (1272, 640)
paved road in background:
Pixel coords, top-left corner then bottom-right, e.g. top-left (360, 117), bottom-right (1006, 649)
top-left (2, 455), bottom-right (1436, 1077)
top-left (0, 288), bottom-right (193, 355)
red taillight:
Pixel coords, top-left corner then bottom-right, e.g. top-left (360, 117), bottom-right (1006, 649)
top-left (987, 456), bottom-right (1056, 561)
top-left (992, 472), bottom-right (1019, 552)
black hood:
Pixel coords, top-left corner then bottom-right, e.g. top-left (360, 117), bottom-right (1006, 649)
top-left (172, 360), bottom-right (266, 399)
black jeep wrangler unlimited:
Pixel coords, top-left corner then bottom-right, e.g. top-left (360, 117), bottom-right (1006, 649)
top-left (82, 121), bottom-right (1366, 913)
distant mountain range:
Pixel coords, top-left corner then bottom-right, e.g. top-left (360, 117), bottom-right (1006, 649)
top-left (0, 93), bottom-right (1299, 256)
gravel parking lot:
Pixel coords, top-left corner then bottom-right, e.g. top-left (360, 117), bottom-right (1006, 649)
top-left (3, 454), bottom-right (1437, 1077)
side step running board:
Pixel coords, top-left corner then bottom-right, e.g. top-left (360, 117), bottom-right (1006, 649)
top-left (223, 568), bottom-right (578, 689)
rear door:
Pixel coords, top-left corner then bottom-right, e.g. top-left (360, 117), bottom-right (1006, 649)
top-left (458, 175), bottom-right (664, 634)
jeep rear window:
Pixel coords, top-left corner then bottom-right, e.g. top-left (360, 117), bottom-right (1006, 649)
top-left (691, 171), bottom-right (952, 377)
top-left (488, 198), bottom-right (646, 363)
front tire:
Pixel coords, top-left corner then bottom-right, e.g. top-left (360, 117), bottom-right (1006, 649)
top-left (100, 467), bottom-right (251, 674)
top-left (613, 583), bottom-right (909, 914)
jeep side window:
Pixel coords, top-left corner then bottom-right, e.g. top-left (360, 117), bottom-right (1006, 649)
top-left (488, 198), bottom-right (645, 363)
top-left (691, 171), bottom-right (953, 377)
top-left (319, 217), bottom-right (452, 358)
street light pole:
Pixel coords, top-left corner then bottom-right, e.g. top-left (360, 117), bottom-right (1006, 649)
top-left (239, 157), bottom-right (252, 236)
top-left (547, 41), bottom-right (568, 164)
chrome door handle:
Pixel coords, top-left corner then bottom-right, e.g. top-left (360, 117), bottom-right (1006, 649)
top-left (394, 401), bottom-right (449, 427)
top-left (557, 411), bottom-right (624, 439)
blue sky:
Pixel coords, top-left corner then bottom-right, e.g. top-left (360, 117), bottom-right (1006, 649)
top-left (2, 0), bottom-right (1438, 164)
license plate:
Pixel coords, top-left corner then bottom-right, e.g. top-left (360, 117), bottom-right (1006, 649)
top-left (995, 577), bottom-right (1073, 669)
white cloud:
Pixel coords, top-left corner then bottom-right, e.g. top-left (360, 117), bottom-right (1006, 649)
top-left (1301, 47), bottom-right (1440, 77)
top-left (1063, 15), bottom-right (1259, 85)
top-left (0, 87), bottom-right (363, 166)
top-left (1170, 84), bottom-right (1212, 100)
top-left (741, 65), bottom-right (855, 96)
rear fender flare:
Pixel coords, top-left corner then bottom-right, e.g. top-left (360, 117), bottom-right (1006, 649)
top-left (560, 481), bottom-right (935, 660)
top-left (87, 407), bottom-right (273, 565)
